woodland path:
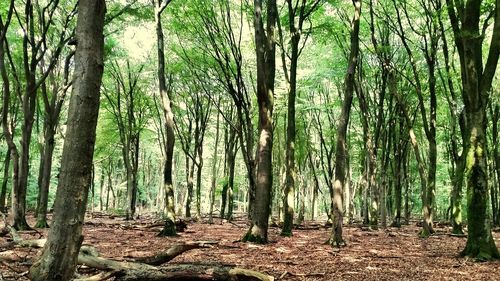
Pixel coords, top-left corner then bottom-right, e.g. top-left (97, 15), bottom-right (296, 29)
top-left (1, 214), bottom-right (499, 280)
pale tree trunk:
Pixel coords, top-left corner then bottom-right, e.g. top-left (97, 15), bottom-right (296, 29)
top-left (243, 0), bottom-right (277, 243)
top-left (28, 0), bottom-right (106, 278)
top-left (329, 0), bottom-right (361, 247)
top-left (155, 0), bottom-right (176, 236)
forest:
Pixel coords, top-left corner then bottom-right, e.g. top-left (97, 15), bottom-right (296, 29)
top-left (0, 0), bottom-right (499, 280)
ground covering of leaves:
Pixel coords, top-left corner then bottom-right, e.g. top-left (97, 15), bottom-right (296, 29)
top-left (1, 213), bottom-right (499, 280)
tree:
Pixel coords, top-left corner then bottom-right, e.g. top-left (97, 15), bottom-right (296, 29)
top-left (8, 0), bottom-right (74, 230)
top-left (446, 0), bottom-right (500, 260)
top-left (35, 49), bottom-right (75, 228)
top-left (154, 0), bottom-right (177, 237)
top-left (28, 0), bottom-right (106, 278)
top-left (279, 0), bottom-right (322, 237)
top-left (329, 0), bottom-right (361, 247)
top-left (102, 60), bottom-right (149, 220)
top-left (243, 0), bottom-right (277, 243)
top-left (0, 0), bottom-right (14, 214)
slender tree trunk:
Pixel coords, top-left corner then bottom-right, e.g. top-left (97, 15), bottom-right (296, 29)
top-left (0, 29), bottom-right (22, 231)
top-left (492, 105), bottom-right (500, 225)
top-left (99, 166), bottom-right (105, 211)
top-left (224, 126), bottom-right (237, 220)
top-left (195, 159), bottom-right (203, 220)
top-left (208, 110), bottom-right (220, 223)
top-left (0, 148), bottom-right (10, 212)
top-left (185, 156), bottom-right (194, 218)
top-left (281, 0), bottom-right (301, 237)
top-left (29, 1), bottom-right (106, 278)
top-left (308, 151), bottom-right (319, 221)
top-left (155, 0), bottom-right (176, 236)
top-left (35, 125), bottom-right (56, 228)
top-left (329, 0), bottom-right (361, 247)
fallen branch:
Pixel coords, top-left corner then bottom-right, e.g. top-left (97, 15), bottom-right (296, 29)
top-left (7, 227), bottom-right (274, 281)
top-left (133, 241), bottom-right (218, 265)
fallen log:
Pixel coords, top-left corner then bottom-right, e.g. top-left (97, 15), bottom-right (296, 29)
top-left (6, 227), bottom-right (274, 281)
top-left (134, 241), bottom-right (218, 265)
top-left (78, 264), bottom-right (274, 281)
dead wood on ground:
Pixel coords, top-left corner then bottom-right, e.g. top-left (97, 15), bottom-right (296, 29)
top-left (3, 226), bottom-right (274, 281)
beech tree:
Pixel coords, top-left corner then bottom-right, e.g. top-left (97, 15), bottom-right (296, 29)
top-left (154, 0), bottom-right (177, 236)
top-left (446, 0), bottom-right (500, 260)
top-left (279, 0), bottom-right (322, 237)
top-left (329, 0), bottom-right (361, 247)
top-left (28, 0), bottom-right (106, 278)
top-left (243, 0), bottom-right (277, 243)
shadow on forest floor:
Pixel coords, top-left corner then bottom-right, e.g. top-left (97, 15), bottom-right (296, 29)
top-left (1, 212), bottom-right (499, 280)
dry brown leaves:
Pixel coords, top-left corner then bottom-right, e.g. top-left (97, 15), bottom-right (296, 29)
top-left (1, 214), bottom-right (499, 281)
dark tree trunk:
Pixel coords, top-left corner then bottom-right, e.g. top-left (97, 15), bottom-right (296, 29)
top-left (243, 0), bottom-right (276, 244)
top-left (185, 157), bottom-right (194, 218)
top-left (491, 105), bottom-right (500, 226)
top-left (446, 0), bottom-right (500, 260)
top-left (28, 0), bottom-right (106, 278)
top-left (0, 148), bottom-right (10, 212)
top-left (208, 109), bottom-right (220, 223)
top-left (35, 125), bottom-right (56, 228)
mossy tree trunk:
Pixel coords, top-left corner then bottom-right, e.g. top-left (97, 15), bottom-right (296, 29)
top-left (446, 0), bottom-right (500, 260)
top-left (155, 0), bottom-right (176, 236)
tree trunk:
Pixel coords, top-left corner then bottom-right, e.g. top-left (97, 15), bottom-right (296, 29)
top-left (0, 148), bottom-right (10, 212)
top-left (0, 23), bottom-right (22, 232)
top-left (208, 110), bottom-right (220, 223)
top-left (35, 125), bottom-right (56, 228)
top-left (329, 0), bottom-right (361, 247)
top-left (155, 0), bottom-right (176, 237)
top-left (492, 105), bottom-right (500, 226)
top-left (185, 157), bottom-right (194, 218)
top-left (225, 127), bottom-right (237, 221)
top-left (281, 0), bottom-right (301, 237)
top-left (243, 0), bottom-right (276, 244)
top-left (308, 151), bottom-right (319, 221)
top-left (28, 0), bottom-right (106, 278)
top-left (446, 0), bottom-right (500, 260)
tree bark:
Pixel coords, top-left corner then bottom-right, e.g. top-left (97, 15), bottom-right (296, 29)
top-left (209, 110), bottom-right (220, 223)
top-left (155, 0), bottom-right (176, 237)
top-left (446, 0), bottom-right (500, 260)
top-left (28, 0), bottom-right (106, 278)
top-left (0, 148), bottom-right (10, 212)
top-left (329, 0), bottom-right (361, 247)
top-left (243, 0), bottom-right (277, 244)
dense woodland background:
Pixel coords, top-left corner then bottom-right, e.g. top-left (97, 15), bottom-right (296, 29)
top-left (0, 0), bottom-right (500, 278)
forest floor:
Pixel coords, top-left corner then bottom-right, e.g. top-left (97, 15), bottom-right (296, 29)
top-left (1, 213), bottom-right (499, 281)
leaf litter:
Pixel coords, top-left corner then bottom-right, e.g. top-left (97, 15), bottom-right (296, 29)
top-left (0, 213), bottom-right (499, 280)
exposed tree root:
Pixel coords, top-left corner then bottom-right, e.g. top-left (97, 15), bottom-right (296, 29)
top-left (4, 226), bottom-right (274, 281)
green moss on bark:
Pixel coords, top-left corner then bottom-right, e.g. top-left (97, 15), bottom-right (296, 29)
top-left (242, 231), bottom-right (266, 244)
top-left (158, 219), bottom-right (177, 237)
